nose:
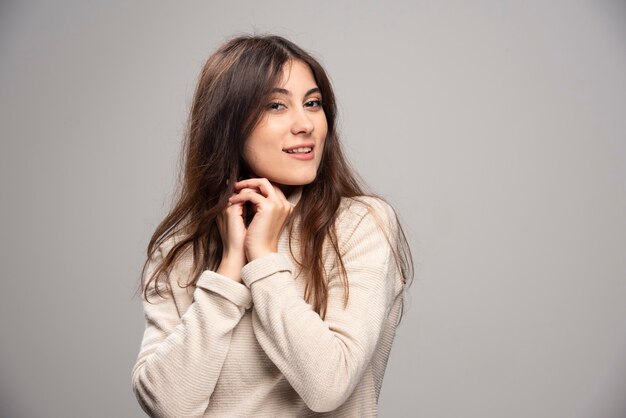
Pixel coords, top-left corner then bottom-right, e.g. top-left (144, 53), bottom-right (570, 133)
top-left (291, 107), bottom-right (314, 135)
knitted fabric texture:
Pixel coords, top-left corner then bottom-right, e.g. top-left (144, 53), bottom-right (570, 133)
top-left (132, 196), bottom-right (405, 417)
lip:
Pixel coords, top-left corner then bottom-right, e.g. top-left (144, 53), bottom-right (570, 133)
top-left (285, 149), bottom-right (315, 160)
top-left (282, 143), bottom-right (315, 161)
top-left (282, 143), bottom-right (315, 152)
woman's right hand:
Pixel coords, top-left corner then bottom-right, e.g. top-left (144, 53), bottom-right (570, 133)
top-left (215, 201), bottom-right (247, 282)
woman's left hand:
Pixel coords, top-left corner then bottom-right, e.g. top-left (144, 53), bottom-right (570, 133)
top-left (229, 178), bottom-right (293, 262)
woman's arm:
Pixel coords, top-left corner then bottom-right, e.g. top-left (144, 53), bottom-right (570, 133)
top-left (131, 243), bottom-right (251, 418)
top-left (242, 197), bottom-right (402, 413)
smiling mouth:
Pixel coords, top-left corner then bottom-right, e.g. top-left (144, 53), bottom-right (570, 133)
top-left (283, 146), bottom-right (313, 154)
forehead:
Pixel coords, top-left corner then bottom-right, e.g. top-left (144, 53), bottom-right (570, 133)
top-left (276, 60), bottom-right (317, 89)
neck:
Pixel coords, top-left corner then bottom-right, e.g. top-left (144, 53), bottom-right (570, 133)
top-left (277, 184), bottom-right (296, 198)
top-left (274, 184), bottom-right (303, 206)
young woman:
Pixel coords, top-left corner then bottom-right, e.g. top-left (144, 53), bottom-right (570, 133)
top-left (132, 34), bottom-right (412, 417)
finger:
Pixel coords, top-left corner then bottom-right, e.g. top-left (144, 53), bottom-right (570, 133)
top-left (234, 187), bottom-right (261, 196)
top-left (224, 201), bottom-right (244, 216)
top-left (230, 188), bottom-right (262, 209)
top-left (229, 188), bottom-right (266, 206)
top-left (234, 178), bottom-right (276, 198)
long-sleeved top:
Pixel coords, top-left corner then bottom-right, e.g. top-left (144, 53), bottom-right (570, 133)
top-left (132, 192), bottom-right (405, 417)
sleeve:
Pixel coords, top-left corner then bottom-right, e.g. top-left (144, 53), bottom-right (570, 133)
top-left (241, 198), bottom-right (401, 413)
top-left (131, 244), bottom-right (252, 418)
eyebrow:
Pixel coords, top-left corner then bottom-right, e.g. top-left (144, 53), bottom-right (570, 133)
top-left (270, 87), bottom-right (321, 97)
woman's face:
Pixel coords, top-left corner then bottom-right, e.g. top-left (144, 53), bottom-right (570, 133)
top-left (243, 59), bottom-right (327, 188)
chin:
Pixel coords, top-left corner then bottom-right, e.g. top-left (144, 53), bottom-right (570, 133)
top-left (272, 173), bottom-right (317, 186)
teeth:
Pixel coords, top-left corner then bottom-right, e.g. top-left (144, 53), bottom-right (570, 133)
top-left (285, 147), bottom-right (312, 154)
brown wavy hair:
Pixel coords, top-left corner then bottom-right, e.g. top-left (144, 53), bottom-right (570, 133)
top-left (142, 34), bottom-right (412, 318)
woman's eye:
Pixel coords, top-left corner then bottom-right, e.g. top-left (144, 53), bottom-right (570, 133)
top-left (305, 99), bottom-right (322, 108)
top-left (267, 102), bottom-right (286, 110)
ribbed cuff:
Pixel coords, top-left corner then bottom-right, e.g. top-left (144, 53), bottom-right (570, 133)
top-left (241, 253), bottom-right (293, 287)
top-left (196, 271), bottom-right (252, 309)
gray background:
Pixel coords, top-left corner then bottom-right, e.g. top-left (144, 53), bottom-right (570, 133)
top-left (1, 1), bottom-right (625, 417)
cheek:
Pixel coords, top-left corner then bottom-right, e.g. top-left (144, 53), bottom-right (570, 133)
top-left (243, 129), bottom-right (267, 163)
top-left (243, 135), bottom-right (277, 175)
top-left (319, 115), bottom-right (328, 140)
top-left (242, 141), bottom-right (263, 175)
top-left (242, 142), bottom-right (254, 166)
top-left (319, 121), bottom-right (328, 150)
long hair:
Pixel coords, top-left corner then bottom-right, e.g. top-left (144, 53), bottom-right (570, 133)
top-left (142, 34), bottom-right (412, 318)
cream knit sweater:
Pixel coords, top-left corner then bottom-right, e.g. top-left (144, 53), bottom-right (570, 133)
top-left (132, 195), bottom-right (405, 417)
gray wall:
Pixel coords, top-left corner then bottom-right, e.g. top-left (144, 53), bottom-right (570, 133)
top-left (1, 1), bottom-right (625, 417)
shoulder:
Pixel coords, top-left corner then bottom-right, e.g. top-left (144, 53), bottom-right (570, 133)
top-left (337, 195), bottom-right (396, 229)
top-left (149, 231), bottom-right (192, 262)
top-left (335, 195), bottom-right (398, 248)
top-left (145, 232), bottom-right (196, 291)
